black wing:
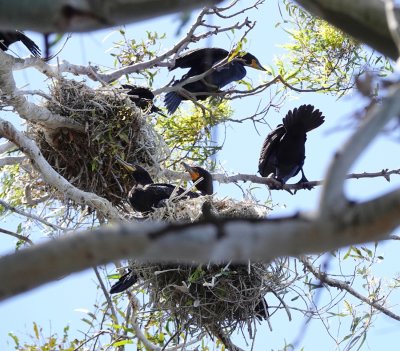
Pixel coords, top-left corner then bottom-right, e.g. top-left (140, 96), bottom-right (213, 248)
top-left (170, 48), bottom-right (229, 71)
top-left (258, 124), bottom-right (285, 177)
top-left (109, 270), bottom-right (138, 294)
top-left (0, 31), bottom-right (41, 57)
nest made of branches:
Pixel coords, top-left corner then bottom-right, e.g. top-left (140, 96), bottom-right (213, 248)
top-left (28, 78), bottom-right (168, 206)
top-left (130, 196), bottom-right (290, 337)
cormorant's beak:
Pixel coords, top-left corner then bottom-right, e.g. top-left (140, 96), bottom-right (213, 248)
top-left (181, 162), bottom-right (200, 182)
top-left (116, 156), bottom-right (136, 172)
top-left (251, 58), bottom-right (266, 71)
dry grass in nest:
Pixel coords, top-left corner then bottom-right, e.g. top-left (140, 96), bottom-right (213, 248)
top-left (28, 78), bottom-right (168, 206)
top-left (130, 196), bottom-right (289, 337)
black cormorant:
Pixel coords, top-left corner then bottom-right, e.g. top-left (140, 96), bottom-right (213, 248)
top-left (258, 104), bottom-right (325, 185)
top-left (121, 84), bottom-right (165, 116)
top-left (109, 269), bottom-right (138, 294)
top-left (117, 157), bottom-right (199, 213)
top-left (165, 47), bottom-right (265, 114)
top-left (0, 31), bottom-right (40, 57)
top-left (181, 162), bottom-right (214, 195)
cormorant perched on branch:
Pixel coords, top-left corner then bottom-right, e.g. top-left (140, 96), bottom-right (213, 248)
top-left (121, 84), bottom-right (165, 116)
top-left (181, 162), bottom-right (214, 195)
top-left (165, 47), bottom-right (265, 114)
top-left (117, 157), bottom-right (199, 213)
top-left (258, 104), bottom-right (325, 186)
top-left (0, 31), bottom-right (41, 57)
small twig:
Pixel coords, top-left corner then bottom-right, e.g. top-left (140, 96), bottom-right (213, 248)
top-left (300, 256), bottom-right (400, 322)
top-left (0, 199), bottom-right (64, 231)
top-left (0, 227), bottom-right (33, 246)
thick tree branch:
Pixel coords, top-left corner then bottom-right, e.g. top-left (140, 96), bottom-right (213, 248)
top-left (0, 51), bottom-right (84, 131)
top-left (294, 0), bottom-right (400, 60)
top-left (320, 83), bottom-right (400, 217)
top-left (0, 119), bottom-right (121, 221)
top-left (0, 0), bottom-right (222, 33)
top-left (0, 185), bottom-right (399, 300)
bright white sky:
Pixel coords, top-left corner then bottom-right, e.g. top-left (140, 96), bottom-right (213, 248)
top-left (1, 1), bottom-right (400, 350)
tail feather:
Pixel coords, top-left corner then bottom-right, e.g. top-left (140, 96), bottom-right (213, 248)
top-left (17, 31), bottom-right (41, 57)
top-left (283, 104), bottom-right (325, 133)
top-left (164, 91), bottom-right (182, 115)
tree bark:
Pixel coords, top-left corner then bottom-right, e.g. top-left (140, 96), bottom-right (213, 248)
top-left (0, 0), bottom-right (222, 33)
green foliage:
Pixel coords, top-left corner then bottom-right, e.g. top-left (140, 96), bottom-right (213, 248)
top-left (154, 99), bottom-right (233, 165)
top-left (271, 1), bottom-right (393, 95)
top-left (112, 29), bottom-right (166, 86)
top-left (0, 164), bottom-right (24, 209)
top-left (8, 323), bottom-right (80, 351)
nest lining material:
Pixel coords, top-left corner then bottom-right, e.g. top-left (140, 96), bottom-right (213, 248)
top-left (28, 78), bottom-right (168, 206)
top-left (129, 196), bottom-right (288, 336)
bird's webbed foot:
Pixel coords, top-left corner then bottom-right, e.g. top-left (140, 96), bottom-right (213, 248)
top-left (294, 169), bottom-right (313, 193)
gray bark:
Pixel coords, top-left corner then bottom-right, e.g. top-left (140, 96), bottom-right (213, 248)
top-left (0, 0), bottom-right (221, 33)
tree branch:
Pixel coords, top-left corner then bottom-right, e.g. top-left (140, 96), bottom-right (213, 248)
top-left (300, 256), bottom-right (400, 321)
top-left (1, 185), bottom-right (399, 300)
top-left (0, 0), bottom-right (223, 33)
top-left (0, 119), bottom-right (121, 221)
top-left (319, 83), bottom-right (400, 217)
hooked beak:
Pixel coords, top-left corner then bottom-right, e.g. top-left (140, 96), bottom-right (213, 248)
top-left (116, 156), bottom-right (136, 172)
top-left (181, 162), bottom-right (200, 181)
top-left (251, 58), bottom-right (266, 71)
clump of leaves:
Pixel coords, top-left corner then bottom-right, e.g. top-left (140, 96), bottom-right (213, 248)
top-left (155, 99), bottom-right (233, 165)
top-left (272, 1), bottom-right (392, 95)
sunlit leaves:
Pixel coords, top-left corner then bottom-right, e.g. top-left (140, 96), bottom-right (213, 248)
top-left (154, 99), bottom-right (233, 165)
top-left (273, 1), bottom-right (393, 96)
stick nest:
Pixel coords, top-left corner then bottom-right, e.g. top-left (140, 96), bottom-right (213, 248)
top-left (130, 196), bottom-right (289, 337)
top-left (28, 78), bottom-right (168, 206)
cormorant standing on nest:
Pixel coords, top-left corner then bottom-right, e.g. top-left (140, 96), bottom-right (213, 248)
top-left (116, 157), bottom-right (199, 213)
top-left (258, 104), bottom-right (325, 186)
top-left (165, 47), bottom-right (265, 114)
top-left (181, 162), bottom-right (214, 195)
top-left (121, 84), bottom-right (165, 116)
top-left (0, 31), bottom-right (41, 57)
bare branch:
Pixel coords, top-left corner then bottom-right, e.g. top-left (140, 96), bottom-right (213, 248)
top-left (162, 168), bottom-right (400, 192)
top-left (0, 0), bottom-right (223, 33)
top-left (319, 84), bottom-right (400, 217)
top-left (300, 256), bottom-right (400, 321)
top-left (0, 227), bottom-right (33, 246)
top-left (0, 140), bottom-right (17, 154)
top-left (0, 52), bottom-right (84, 131)
top-left (0, 156), bottom-right (26, 167)
top-left (1, 185), bottom-right (399, 300)
top-left (0, 199), bottom-right (64, 231)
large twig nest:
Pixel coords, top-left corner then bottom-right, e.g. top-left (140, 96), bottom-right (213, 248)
top-left (28, 78), bottom-right (168, 206)
top-left (130, 196), bottom-right (290, 337)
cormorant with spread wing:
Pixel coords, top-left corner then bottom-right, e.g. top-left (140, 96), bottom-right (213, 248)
top-left (0, 31), bottom-right (41, 57)
top-left (165, 47), bottom-right (265, 114)
top-left (258, 104), bottom-right (325, 186)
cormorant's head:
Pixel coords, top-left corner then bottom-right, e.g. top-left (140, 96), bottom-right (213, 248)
top-left (116, 157), bottom-right (154, 186)
top-left (240, 52), bottom-right (266, 71)
top-left (181, 162), bottom-right (214, 195)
